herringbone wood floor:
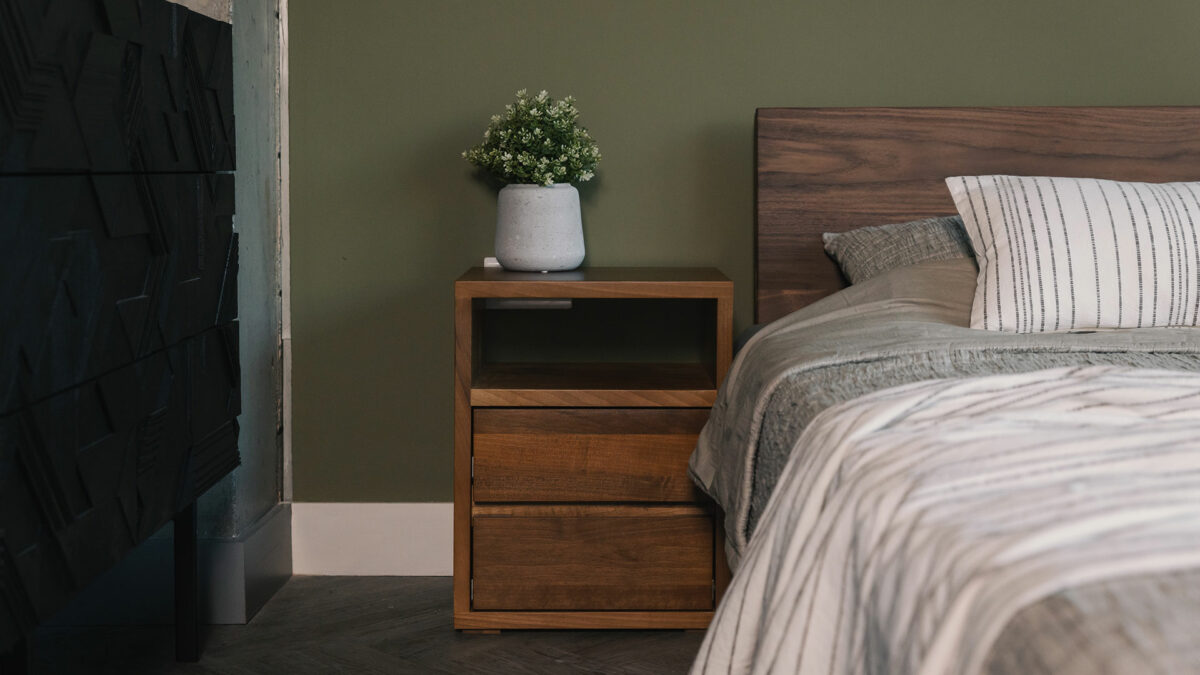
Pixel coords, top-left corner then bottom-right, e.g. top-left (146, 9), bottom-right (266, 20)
top-left (34, 577), bottom-right (704, 674)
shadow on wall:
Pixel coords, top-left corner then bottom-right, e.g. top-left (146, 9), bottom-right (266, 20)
top-left (409, 121), bottom-right (505, 263)
top-left (698, 120), bottom-right (754, 332)
top-left (591, 119), bottom-right (750, 326)
top-left (293, 122), bottom-right (497, 503)
top-left (694, 121), bottom-right (753, 229)
top-left (295, 284), bottom-right (453, 502)
top-left (293, 118), bottom-right (752, 503)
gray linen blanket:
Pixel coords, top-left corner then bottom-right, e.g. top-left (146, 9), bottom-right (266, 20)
top-left (689, 258), bottom-right (1200, 565)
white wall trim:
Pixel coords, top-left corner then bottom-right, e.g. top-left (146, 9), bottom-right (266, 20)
top-left (277, 0), bottom-right (294, 503)
top-left (292, 503), bottom-right (452, 575)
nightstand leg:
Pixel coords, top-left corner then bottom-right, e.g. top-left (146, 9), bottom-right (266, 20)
top-left (0, 637), bottom-right (30, 674)
top-left (175, 502), bottom-right (200, 662)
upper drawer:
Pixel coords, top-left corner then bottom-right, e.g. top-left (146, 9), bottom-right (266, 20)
top-left (0, 0), bottom-right (234, 174)
top-left (473, 408), bottom-right (708, 503)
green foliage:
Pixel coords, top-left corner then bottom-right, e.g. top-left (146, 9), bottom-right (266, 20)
top-left (463, 90), bottom-right (601, 186)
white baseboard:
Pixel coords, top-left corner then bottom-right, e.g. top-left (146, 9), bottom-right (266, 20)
top-left (292, 503), bottom-right (452, 575)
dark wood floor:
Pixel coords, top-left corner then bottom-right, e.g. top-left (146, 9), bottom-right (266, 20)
top-left (34, 577), bottom-right (704, 674)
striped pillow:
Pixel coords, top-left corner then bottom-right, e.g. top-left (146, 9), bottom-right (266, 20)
top-left (946, 175), bottom-right (1200, 333)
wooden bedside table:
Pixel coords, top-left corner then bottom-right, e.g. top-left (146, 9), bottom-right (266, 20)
top-left (453, 267), bottom-right (733, 631)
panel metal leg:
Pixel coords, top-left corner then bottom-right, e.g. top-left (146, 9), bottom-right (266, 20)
top-left (0, 637), bottom-right (30, 675)
top-left (174, 502), bottom-right (199, 662)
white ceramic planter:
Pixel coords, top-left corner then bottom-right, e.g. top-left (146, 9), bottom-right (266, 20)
top-left (494, 183), bottom-right (585, 272)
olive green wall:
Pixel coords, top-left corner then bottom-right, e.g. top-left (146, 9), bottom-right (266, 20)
top-left (288, 0), bottom-right (1200, 502)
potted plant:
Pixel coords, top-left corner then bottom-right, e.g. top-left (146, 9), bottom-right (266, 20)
top-left (463, 89), bottom-right (601, 272)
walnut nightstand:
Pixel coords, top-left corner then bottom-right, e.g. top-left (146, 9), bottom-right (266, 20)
top-left (453, 267), bottom-right (733, 631)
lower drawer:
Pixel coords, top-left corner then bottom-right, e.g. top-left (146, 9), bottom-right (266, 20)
top-left (471, 511), bottom-right (714, 611)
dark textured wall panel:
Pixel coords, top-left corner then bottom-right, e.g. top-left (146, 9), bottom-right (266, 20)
top-left (0, 326), bottom-right (240, 637)
top-left (0, 173), bottom-right (236, 416)
top-left (0, 0), bottom-right (238, 654)
top-left (0, 0), bottom-right (235, 174)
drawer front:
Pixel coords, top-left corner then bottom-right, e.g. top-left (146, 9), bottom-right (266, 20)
top-left (472, 513), bottom-right (714, 611)
top-left (473, 408), bottom-right (708, 503)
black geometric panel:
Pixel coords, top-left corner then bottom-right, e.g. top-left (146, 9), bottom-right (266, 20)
top-left (0, 0), bottom-right (235, 174)
top-left (0, 173), bottom-right (237, 416)
top-left (0, 0), bottom-right (238, 656)
top-left (0, 327), bottom-right (240, 644)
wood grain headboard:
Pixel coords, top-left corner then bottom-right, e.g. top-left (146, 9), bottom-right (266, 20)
top-left (755, 107), bottom-right (1200, 323)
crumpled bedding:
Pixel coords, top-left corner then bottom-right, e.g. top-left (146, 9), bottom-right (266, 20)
top-left (688, 258), bottom-right (1200, 565)
top-left (688, 258), bottom-right (1200, 675)
top-left (691, 366), bottom-right (1200, 675)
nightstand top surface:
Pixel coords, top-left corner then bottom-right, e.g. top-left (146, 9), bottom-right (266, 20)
top-left (456, 266), bottom-right (732, 299)
top-left (457, 266), bottom-right (730, 283)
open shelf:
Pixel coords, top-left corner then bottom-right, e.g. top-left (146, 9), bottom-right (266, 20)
top-left (471, 362), bottom-right (717, 407)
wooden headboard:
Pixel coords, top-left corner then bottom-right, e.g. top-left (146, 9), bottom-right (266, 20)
top-left (755, 107), bottom-right (1200, 323)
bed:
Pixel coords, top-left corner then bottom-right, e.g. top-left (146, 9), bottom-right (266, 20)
top-left (689, 107), bottom-right (1200, 674)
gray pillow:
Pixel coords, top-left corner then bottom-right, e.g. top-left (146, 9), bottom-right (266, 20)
top-left (823, 215), bottom-right (974, 284)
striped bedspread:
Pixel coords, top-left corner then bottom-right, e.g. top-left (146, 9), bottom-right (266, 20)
top-left (693, 366), bottom-right (1200, 675)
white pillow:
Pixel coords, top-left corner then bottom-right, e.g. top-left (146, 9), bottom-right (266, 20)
top-left (946, 175), bottom-right (1200, 332)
